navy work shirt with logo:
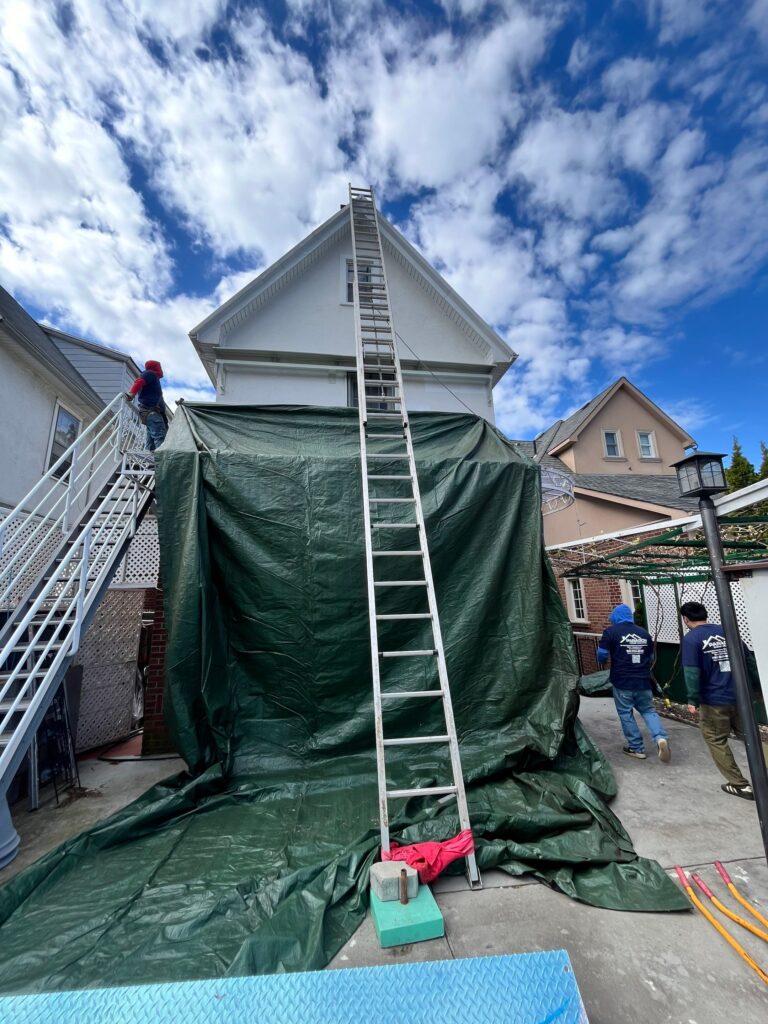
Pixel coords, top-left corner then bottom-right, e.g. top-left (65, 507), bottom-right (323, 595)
top-left (597, 611), bottom-right (653, 690)
top-left (682, 624), bottom-right (737, 705)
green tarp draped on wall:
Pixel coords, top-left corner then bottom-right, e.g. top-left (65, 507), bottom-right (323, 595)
top-left (0, 406), bottom-right (686, 993)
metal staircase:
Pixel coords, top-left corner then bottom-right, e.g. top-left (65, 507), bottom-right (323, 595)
top-left (0, 394), bottom-right (154, 817)
top-left (348, 185), bottom-right (481, 887)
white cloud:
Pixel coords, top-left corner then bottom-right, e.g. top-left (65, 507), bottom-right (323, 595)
top-left (602, 57), bottom-right (661, 102)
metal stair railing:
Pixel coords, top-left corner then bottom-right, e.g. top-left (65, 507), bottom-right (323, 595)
top-left (0, 394), bottom-right (154, 802)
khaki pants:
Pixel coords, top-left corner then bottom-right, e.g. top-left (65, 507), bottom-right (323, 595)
top-left (699, 704), bottom-right (768, 787)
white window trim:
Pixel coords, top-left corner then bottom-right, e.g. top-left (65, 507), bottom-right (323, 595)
top-left (340, 255), bottom-right (354, 305)
top-left (45, 400), bottom-right (82, 477)
top-left (636, 429), bottom-right (658, 459)
top-left (565, 578), bottom-right (589, 623)
top-left (602, 428), bottom-right (624, 459)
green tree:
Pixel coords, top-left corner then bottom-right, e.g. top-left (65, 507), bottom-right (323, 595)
top-left (759, 441), bottom-right (768, 481)
top-left (725, 436), bottom-right (758, 493)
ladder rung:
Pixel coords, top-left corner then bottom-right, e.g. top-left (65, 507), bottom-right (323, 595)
top-left (383, 735), bottom-right (449, 747)
top-left (376, 613), bottom-right (431, 619)
top-left (380, 649), bottom-right (437, 657)
top-left (371, 550), bottom-right (421, 556)
top-left (367, 474), bottom-right (410, 480)
top-left (369, 498), bottom-right (415, 503)
top-left (366, 413), bottom-right (404, 419)
top-left (366, 454), bottom-right (409, 460)
top-left (373, 580), bottom-right (426, 586)
top-left (366, 434), bottom-right (404, 440)
top-left (387, 786), bottom-right (457, 798)
top-left (370, 522), bottom-right (418, 527)
top-left (380, 689), bottom-right (442, 698)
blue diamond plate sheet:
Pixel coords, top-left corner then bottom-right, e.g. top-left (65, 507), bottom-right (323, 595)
top-left (0, 951), bottom-right (588, 1024)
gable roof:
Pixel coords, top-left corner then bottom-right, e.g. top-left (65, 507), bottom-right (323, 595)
top-left (41, 325), bottom-right (141, 376)
top-left (537, 377), bottom-right (695, 455)
top-left (189, 205), bottom-right (516, 386)
top-left (0, 285), bottom-right (104, 412)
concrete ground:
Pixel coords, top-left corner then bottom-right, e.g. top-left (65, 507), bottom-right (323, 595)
top-left (330, 700), bottom-right (768, 1024)
top-left (1, 704), bottom-right (767, 1022)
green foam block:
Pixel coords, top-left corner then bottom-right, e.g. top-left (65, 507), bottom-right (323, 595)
top-left (370, 885), bottom-right (445, 948)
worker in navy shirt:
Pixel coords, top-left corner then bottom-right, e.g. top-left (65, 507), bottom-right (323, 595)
top-left (680, 600), bottom-right (768, 801)
top-left (597, 604), bottom-right (670, 763)
top-left (126, 359), bottom-right (168, 452)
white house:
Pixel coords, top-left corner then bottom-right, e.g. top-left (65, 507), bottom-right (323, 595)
top-left (189, 204), bottom-right (516, 422)
top-left (1, 288), bottom-right (100, 512)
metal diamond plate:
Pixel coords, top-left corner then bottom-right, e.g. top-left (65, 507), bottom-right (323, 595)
top-left (0, 951), bottom-right (588, 1024)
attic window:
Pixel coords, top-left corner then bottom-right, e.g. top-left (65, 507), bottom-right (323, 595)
top-left (602, 430), bottom-right (623, 458)
top-left (637, 430), bottom-right (657, 459)
top-left (344, 258), bottom-right (372, 304)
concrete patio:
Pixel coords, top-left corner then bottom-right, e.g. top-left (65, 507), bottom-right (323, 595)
top-left (1, 699), bottom-right (766, 1022)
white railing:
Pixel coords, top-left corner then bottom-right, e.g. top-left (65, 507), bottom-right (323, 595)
top-left (0, 395), bottom-right (154, 796)
top-left (0, 395), bottom-right (146, 609)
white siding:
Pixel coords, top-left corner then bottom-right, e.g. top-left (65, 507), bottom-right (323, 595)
top-left (0, 343), bottom-right (98, 510)
top-left (51, 338), bottom-right (134, 404)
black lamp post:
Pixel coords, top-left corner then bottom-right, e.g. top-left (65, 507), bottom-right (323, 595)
top-left (671, 451), bottom-right (768, 864)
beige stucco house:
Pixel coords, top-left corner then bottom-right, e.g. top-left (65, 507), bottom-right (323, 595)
top-left (514, 377), bottom-right (699, 548)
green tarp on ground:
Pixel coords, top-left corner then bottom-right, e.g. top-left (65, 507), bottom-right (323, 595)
top-left (0, 406), bottom-right (687, 993)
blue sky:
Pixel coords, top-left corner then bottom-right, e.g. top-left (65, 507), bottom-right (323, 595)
top-left (0, 0), bottom-right (766, 464)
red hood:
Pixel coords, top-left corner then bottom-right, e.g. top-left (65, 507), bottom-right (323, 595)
top-left (145, 360), bottom-right (163, 377)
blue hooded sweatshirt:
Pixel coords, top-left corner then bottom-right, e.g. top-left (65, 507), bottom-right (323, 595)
top-left (596, 604), bottom-right (653, 690)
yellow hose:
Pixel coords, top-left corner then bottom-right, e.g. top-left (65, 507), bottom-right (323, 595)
top-left (691, 873), bottom-right (768, 943)
top-left (715, 861), bottom-right (768, 931)
top-left (675, 867), bottom-right (768, 986)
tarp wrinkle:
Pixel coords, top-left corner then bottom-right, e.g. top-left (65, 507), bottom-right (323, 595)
top-left (0, 406), bottom-right (687, 994)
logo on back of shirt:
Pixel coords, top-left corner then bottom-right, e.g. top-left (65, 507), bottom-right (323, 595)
top-left (701, 633), bottom-right (730, 673)
top-left (620, 632), bottom-right (648, 665)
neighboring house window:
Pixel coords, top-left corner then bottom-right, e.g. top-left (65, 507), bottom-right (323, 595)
top-left (602, 429), bottom-right (622, 458)
top-left (343, 258), bottom-right (372, 303)
top-left (565, 578), bottom-right (588, 622)
top-left (347, 371), bottom-right (396, 411)
top-left (621, 578), bottom-right (643, 609)
top-left (47, 403), bottom-right (81, 479)
top-left (637, 430), bottom-right (657, 458)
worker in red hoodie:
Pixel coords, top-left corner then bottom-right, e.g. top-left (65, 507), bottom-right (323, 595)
top-left (126, 359), bottom-right (168, 451)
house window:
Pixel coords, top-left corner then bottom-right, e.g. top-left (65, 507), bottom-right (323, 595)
top-left (621, 578), bottom-right (643, 609)
top-left (343, 258), bottom-right (372, 304)
top-left (637, 430), bottom-right (657, 458)
top-left (347, 371), bottom-right (396, 411)
top-left (602, 429), bottom-right (622, 458)
top-left (565, 578), bottom-right (588, 622)
top-left (47, 403), bottom-right (81, 479)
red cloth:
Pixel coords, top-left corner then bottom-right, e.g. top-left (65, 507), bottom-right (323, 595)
top-left (382, 829), bottom-right (475, 884)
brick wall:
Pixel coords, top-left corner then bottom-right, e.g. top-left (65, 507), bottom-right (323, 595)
top-left (141, 585), bottom-right (175, 755)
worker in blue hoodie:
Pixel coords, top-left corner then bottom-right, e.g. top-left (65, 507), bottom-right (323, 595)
top-left (597, 604), bottom-right (671, 763)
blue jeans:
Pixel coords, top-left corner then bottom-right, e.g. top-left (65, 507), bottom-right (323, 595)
top-left (612, 687), bottom-right (668, 752)
top-left (145, 411), bottom-right (167, 452)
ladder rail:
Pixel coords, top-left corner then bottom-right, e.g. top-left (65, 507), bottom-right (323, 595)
top-left (349, 185), bottom-right (480, 886)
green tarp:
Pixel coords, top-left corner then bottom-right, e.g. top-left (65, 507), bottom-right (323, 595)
top-left (0, 406), bottom-right (687, 993)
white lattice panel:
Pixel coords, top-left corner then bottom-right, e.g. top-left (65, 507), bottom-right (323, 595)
top-left (644, 578), bottom-right (752, 647)
top-left (112, 514), bottom-right (160, 588)
top-left (0, 508), bottom-right (62, 610)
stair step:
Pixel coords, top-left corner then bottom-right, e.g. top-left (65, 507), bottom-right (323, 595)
top-left (0, 700), bottom-right (32, 714)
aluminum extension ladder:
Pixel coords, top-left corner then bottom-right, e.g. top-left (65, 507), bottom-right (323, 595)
top-left (348, 184), bottom-right (481, 887)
